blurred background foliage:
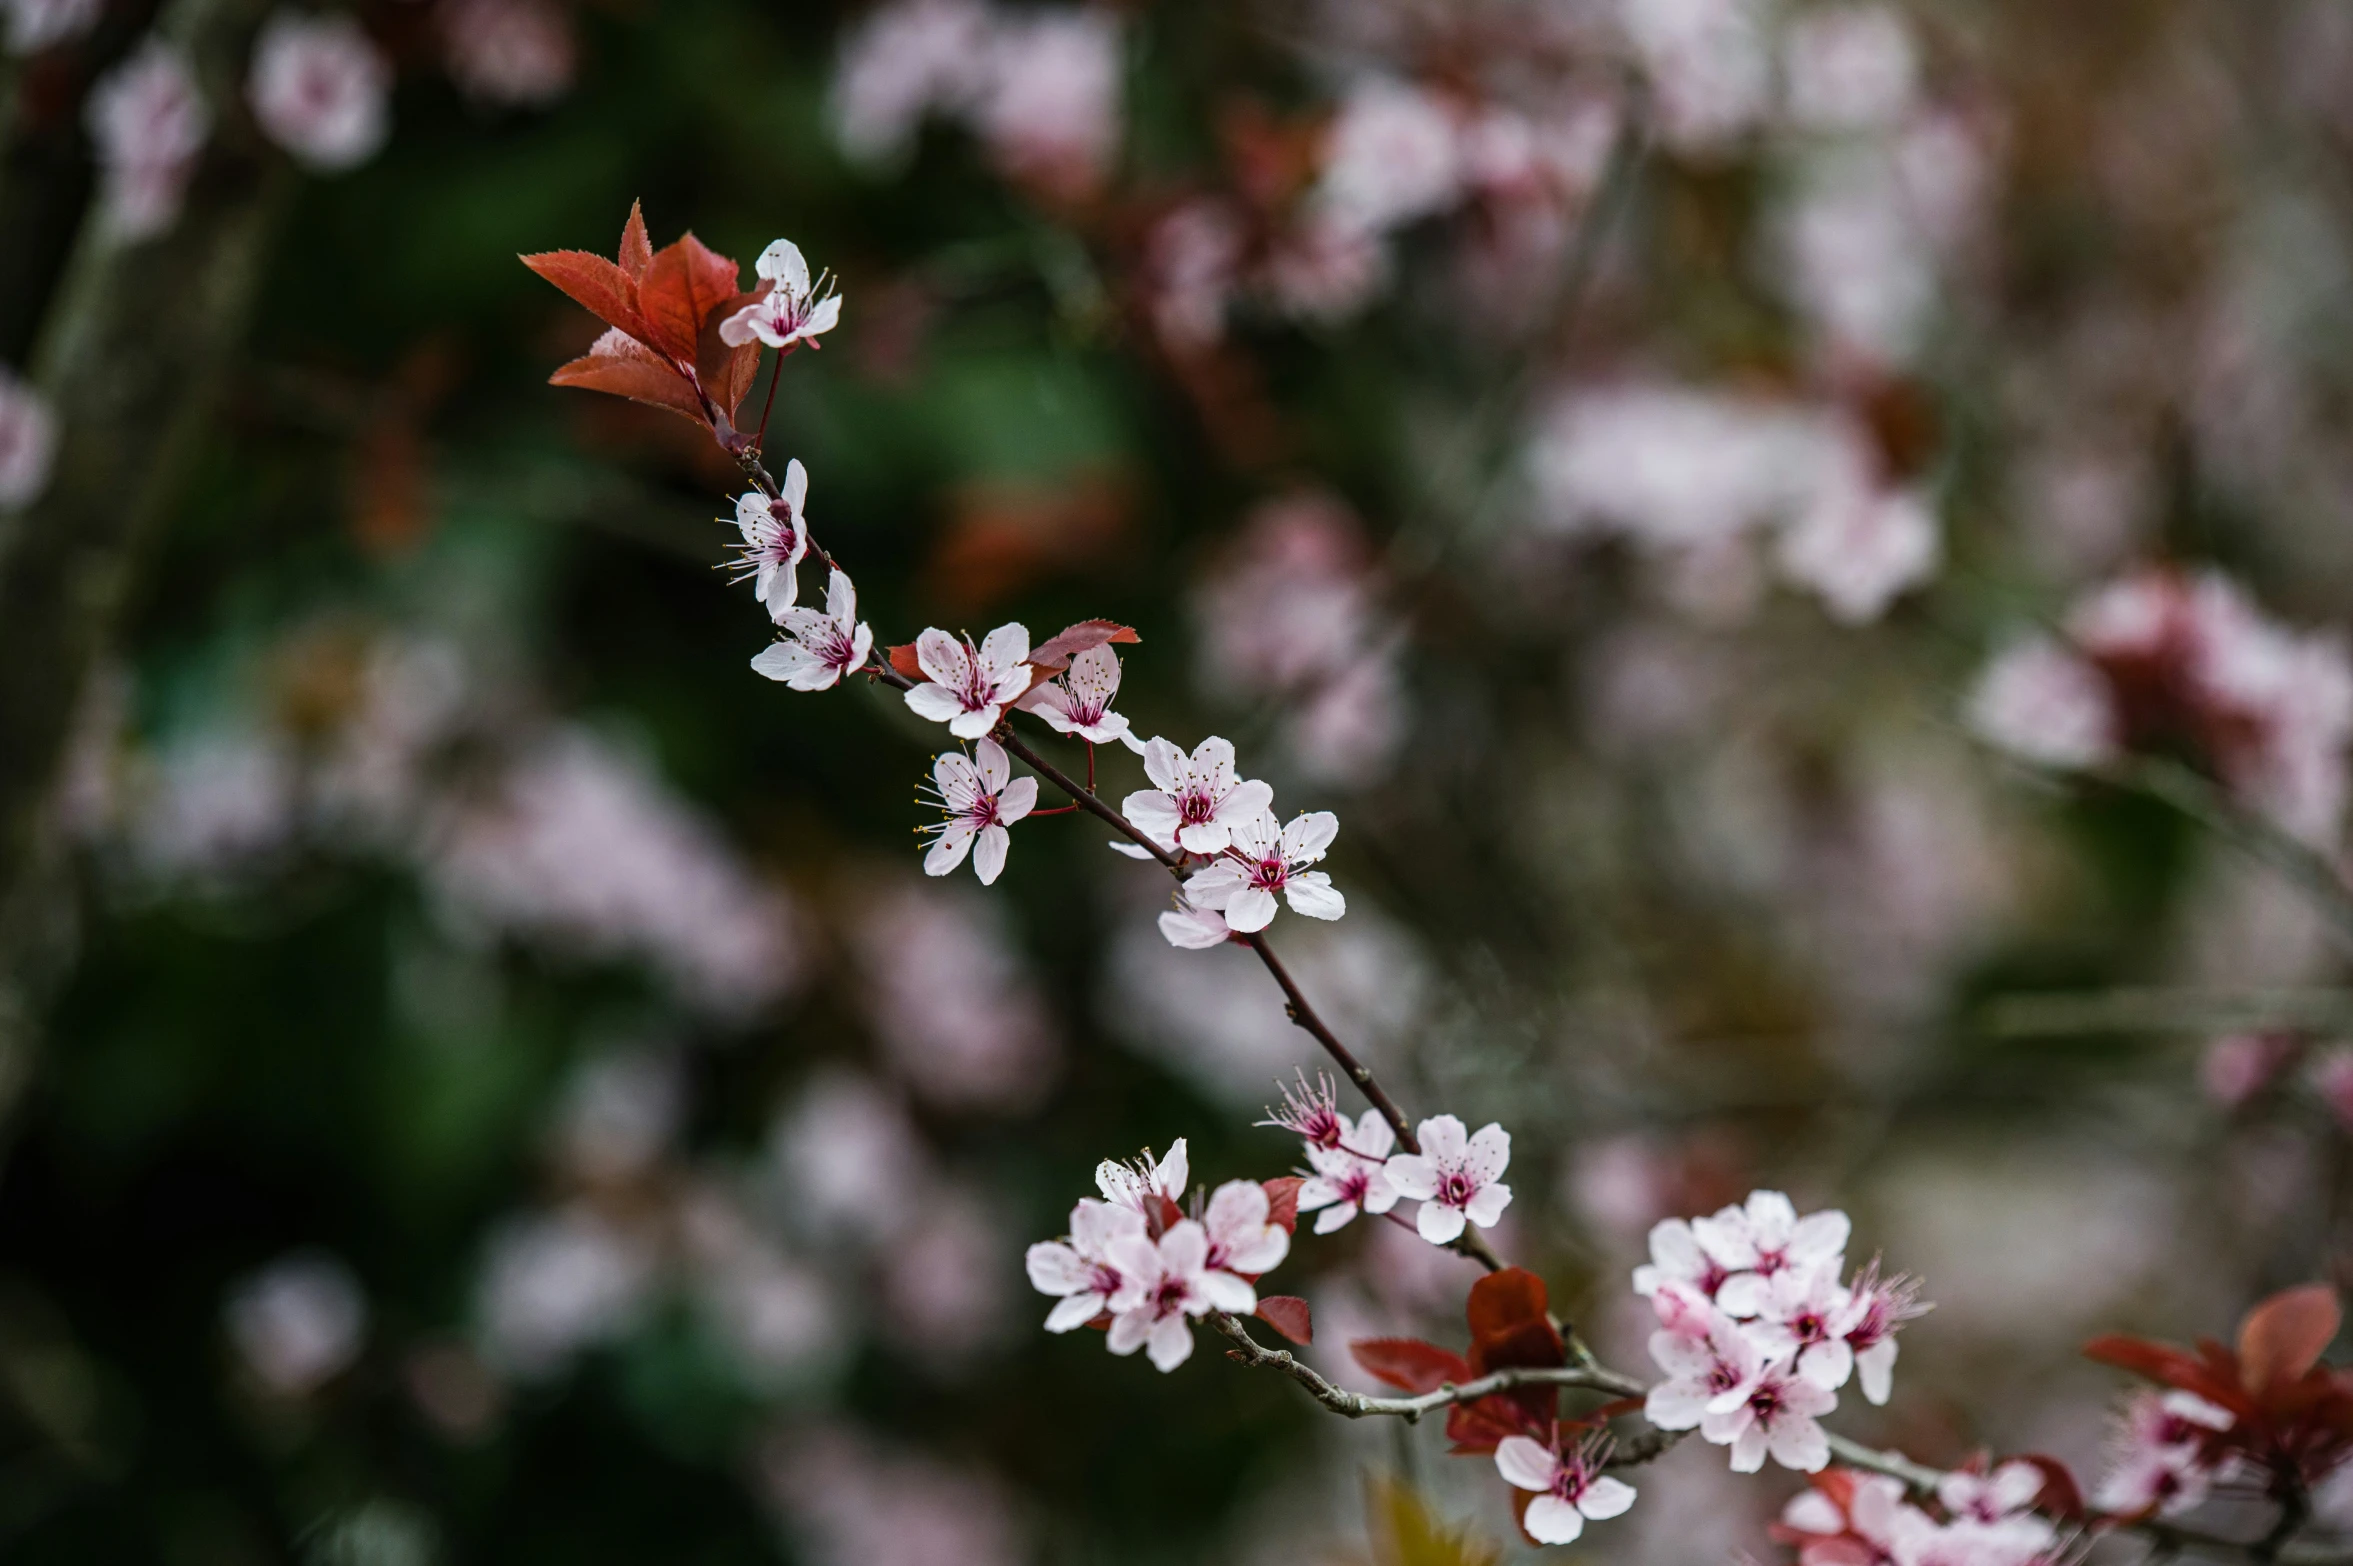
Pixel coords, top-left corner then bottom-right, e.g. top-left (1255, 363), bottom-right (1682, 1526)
top-left (1, 0), bottom-right (2351, 1561)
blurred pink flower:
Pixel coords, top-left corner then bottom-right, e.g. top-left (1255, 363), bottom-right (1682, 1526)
top-left (770, 1070), bottom-right (933, 1243)
top-left (0, 366), bottom-right (58, 509)
top-left (248, 12), bottom-right (392, 173)
top-left (970, 8), bottom-right (1121, 199)
top-left (882, 1189), bottom-right (1012, 1364)
top-left (2309, 1045), bottom-right (2353, 1131)
top-left (225, 1251), bottom-right (368, 1397)
top-left (764, 1424), bottom-right (1027, 1566)
top-left (2, 0), bottom-right (97, 55)
top-left (439, 0), bottom-right (576, 107)
top-left (2201, 1031), bottom-right (2303, 1108)
top-left (1312, 77), bottom-right (1463, 236)
top-left (85, 41), bottom-right (211, 240)
top-left (853, 883), bottom-right (1056, 1112)
top-left (1967, 637), bottom-right (2118, 770)
top-left (1781, 5), bottom-right (1918, 131)
top-left (827, 0), bottom-right (991, 166)
top-left (475, 1206), bottom-right (654, 1376)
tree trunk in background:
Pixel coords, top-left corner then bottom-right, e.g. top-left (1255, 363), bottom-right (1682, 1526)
top-left (0, 0), bottom-right (282, 1120)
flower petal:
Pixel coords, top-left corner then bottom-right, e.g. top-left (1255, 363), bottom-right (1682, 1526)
top-left (973, 824), bottom-right (1010, 884)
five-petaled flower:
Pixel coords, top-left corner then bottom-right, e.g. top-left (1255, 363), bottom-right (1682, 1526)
top-left (1383, 1114), bottom-right (1512, 1245)
top-left (919, 737), bottom-right (1037, 885)
top-left (1121, 737), bottom-right (1273, 855)
top-left (1180, 810), bottom-right (1346, 933)
top-left (1747, 1264), bottom-right (1862, 1391)
top-left (1295, 1117), bottom-right (1399, 1233)
top-left (1155, 899), bottom-right (1233, 949)
top-left (905, 623), bottom-right (1032, 740)
top-left (720, 238), bottom-right (843, 352)
top-left (1025, 1197), bottom-right (1146, 1332)
top-left (1633, 1217), bottom-right (1734, 1303)
top-left (1104, 1219), bottom-right (1254, 1372)
top-left (1018, 644), bottom-right (1145, 751)
top-left (1705, 1355), bottom-right (1837, 1473)
top-left (1494, 1433), bottom-right (1638, 1545)
top-left (1096, 1138), bottom-right (1187, 1216)
top-left (731, 461), bottom-right (813, 619)
top-left (753, 567), bottom-right (873, 690)
top-left (1199, 1179), bottom-right (1289, 1277)
top-left (1698, 1190), bottom-right (1851, 1315)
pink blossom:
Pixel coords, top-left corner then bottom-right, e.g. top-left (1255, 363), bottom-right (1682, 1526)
top-left (1746, 1264), bottom-right (1863, 1390)
top-left (754, 567), bottom-right (872, 691)
top-left (85, 41), bottom-right (211, 241)
top-left (1180, 810), bottom-right (1345, 933)
top-left (1495, 1433), bottom-right (1639, 1544)
top-left (1842, 1259), bottom-right (1930, 1405)
top-left (1382, 1113), bottom-right (1512, 1245)
top-left (1781, 1472), bottom-right (1907, 1566)
top-left (919, 737), bottom-right (1037, 885)
top-left (1694, 1191), bottom-right (1851, 1311)
top-left (1096, 1138), bottom-right (1187, 1215)
top-left (721, 239), bottom-right (844, 352)
top-left (1967, 637), bottom-right (2117, 770)
top-left (225, 1251), bottom-right (368, 1397)
top-left (1702, 1355), bottom-right (1837, 1472)
top-left (1026, 1197), bottom-right (1145, 1331)
top-left (1886, 1508), bottom-right (2054, 1566)
top-left (1633, 1217), bottom-right (1735, 1302)
top-left (1200, 1178), bottom-right (1289, 1276)
top-left (1260, 1070), bottom-right (1353, 1152)
top-left (765, 1425), bottom-right (1026, 1566)
top-left (439, 0), bottom-right (576, 107)
top-left (904, 623), bottom-right (1031, 740)
top-left (1018, 643), bottom-right (1143, 750)
top-left (1777, 475), bottom-right (1940, 625)
top-left (247, 12), bottom-right (392, 173)
top-left (1145, 198), bottom-right (1243, 351)
top-left (1296, 1130), bottom-right (1400, 1234)
top-left (1155, 899), bottom-right (1233, 949)
top-left (1121, 736), bottom-right (1273, 855)
top-left (0, 367), bottom-right (57, 510)
top-left (730, 461), bottom-right (811, 618)
top-left (3, 0), bottom-right (98, 55)
top-left (969, 8), bottom-right (1121, 199)
top-left (2201, 1031), bottom-right (2302, 1108)
top-left (1644, 1296), bottom-right (1765, 1433)
top-left (2093, 1389), bottom-right (2234, 1517)
top-left (1104, 1219), bottom-right (1254, 1371)
top-left (851, 882), bottom-right (1057, 1113)
top-left (881, 1191), bottom-right (1011, 1363)
top-left (1313, 77), bottom-right (1464, 237)
top-left (1936, 1462), bottom-right (2048, 1526)
top-left (1782, 5), bottom-right (1919, 131)
top-left (826, 0), bottom-right (990, 166)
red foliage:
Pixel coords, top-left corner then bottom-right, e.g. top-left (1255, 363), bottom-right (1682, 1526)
top-left (1256, 1296), bottom-right (1313, 1346)
top-left (1261, 1175), bottom-right (1303, 1235)
top-left (1347, 1268), bottom-right (1572, 1453)
top-left (2085, 1283), bottom-right (2353, 1488)
top-left (1350, 1337), bottom-right (1473, 1395)
top-left (524, 201), bottom-right (764, 429)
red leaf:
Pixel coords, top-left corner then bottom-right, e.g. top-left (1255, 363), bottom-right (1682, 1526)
top-left (1446, 1393), bottom-right (1549, 1454)
top-left (548, 349), bottom-right (704, 422)
top-left (637, 233), bottom-right (741, 364)
top-left (1261, 1175), bottom-right (1303, 1235)
top-left (888, 644), bottom-right (925, 682)
top-left (1029, 619), bottom-right (1141, 672)
top-left (698, 298), bottom-right (766, 422)
top-left (1256, 1297), bottom-right (1313, 1346)
top-left (2083, 1335), bottom-right (2251, 1414)
top-left (2016, 1455), bottom-right (2086, 1521)
top-left (618, 199), bottom-right (653, 280)
top-left (1466, 1268), bottom-right (1564, 1373)
top-left (2239, 1285), bottom-right (2341, 1393)
top-left (1350, 1337), bottom-right (1471, 1395)
top-left (521, 249), bottom-right (644, 341)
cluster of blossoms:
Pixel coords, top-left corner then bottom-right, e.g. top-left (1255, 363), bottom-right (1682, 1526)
top-left (1022, 1141), bottom-right (1291, 1372)
top-left (1262, 1076), bottom-right (1512, 1246)
top-left (1969, 566), bottom-right (2353, 844)
top-left (1775, 1463), bottom-right (2061, 1566)
top-left (1636, 1190), bottom-right (1928, 1473)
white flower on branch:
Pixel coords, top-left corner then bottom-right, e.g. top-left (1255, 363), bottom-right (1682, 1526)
top-left (1842, 1259), bottom-right (1929, 1404)
top-left (1694, 1190), bottom-right (1850, 1312)
top-left (731, 462), bottom-right (811, 619)
top-left (1199, 1178), bottom-right (1288, 1277)
top-left (1104, 1219), bottom-right (1253, 1372)
top-left (1017, 643), bottom-right (1143, 750)
top-left (1494, 1433), bottom-right (1638, 1545)
top-left (1095, 1138), bottom-right (1186, 1216)
top-left (918, 737), bottom-right (1036, 885)
top-left (1154, 899), bottom-right (1232, 949)
top-left (248, 12), bottom-right (392, 174)
top-left (2092, 1389), bottom-right (2234, 1517)
top-left (85, 41), bottom-right (211, 242)
top-left (753, 567), bottom-right (871, 690)
top-left (1121, 736), bottom-right (1273, 855)
top-left (1025, 1198), bottom-right (1145, 1332)
top-left (1633, 1215), bottom-right (1734, 1302)
top-left (904, 623), bottom-right (1031, 740)
top-left (1295, 1115), bottom-right (1398, 1234)
top-left (1180, 809), bottom-right (1345, 933)
top-left (721, 239), bottom-right (843, 352)
top-left (1743, 1263), bottom-right (1862, 1391)
top-left (1382, 1114), bottom-right (1511, 1245)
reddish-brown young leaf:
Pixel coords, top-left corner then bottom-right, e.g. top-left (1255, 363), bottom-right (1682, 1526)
top-left (2239, 1285), bottom-right (2342, 1393)
top-left (1257, 1297), bottom-right (1313, 1346)
top-left (2083, 1334), bottom-right (2252, 1415)
top-left (637, 233), bottom-right (742, 365)
top-left (548, 349), bottom-right (704, 422)
top-left (1030, 619), bottom-right (1141, 671)
top-left (520, 249), bottom-right (644, 341)
top-left (1445, 1394), bottom-right (1549, 1455)
top-left (1465, 1268), bottom-right (1564, 1373)
top-left (1351, 1337), bottom-right (1472, 1395)
top-left (888, 644), bottom-right (926, 682)
top-left (698, 296), bottom-right (766, 423)
top-left (2017, 1455), bottom-right (2086, 1520)
top-left (618, 199), bottom-right (654, 280)
top-left (1261, 1175), bottom-right (1303, 1235)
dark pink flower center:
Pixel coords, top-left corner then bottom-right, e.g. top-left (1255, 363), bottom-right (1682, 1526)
top-left (1438, 1169), bottom-right (1475, 1206)
top-left (1179, 790), bottom-right (1217, 825)
top-left (1249, 854), bottom-right (1289, 891)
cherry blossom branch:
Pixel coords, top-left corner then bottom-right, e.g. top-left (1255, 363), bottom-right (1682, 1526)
top-left (1208, 1312), bottom-right (1640, 1421)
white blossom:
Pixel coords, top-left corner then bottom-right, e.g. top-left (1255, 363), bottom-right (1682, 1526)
top-left (721, 239), bottom-right (843, 352)
top-left (904, 623), bottom-right (1031, 740)
top-left (754, 567), bottom-right (872, 690)
top-left (918, 737), bottom-right (1037, 885)
top-left (85, 41), bottom-right (210, 241)
top-left (730, 462), bottom-right (811, 619)
top-left (1180, 809), bottom-right (1344, 933)
top-left (1104, 1219), bottom-right (1253, 1372)
top-left (1121, 736), bottom-right (1273, 855)
top-left (1025, 1197), bottom-right (1146, 1332)
top-left (1382, 1114), bottom-right (1512, 1245)
top-left (1495, 1434), bottom-right (1638, 1545)
top-left (1018, 643), bottom-right (1143, 750)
